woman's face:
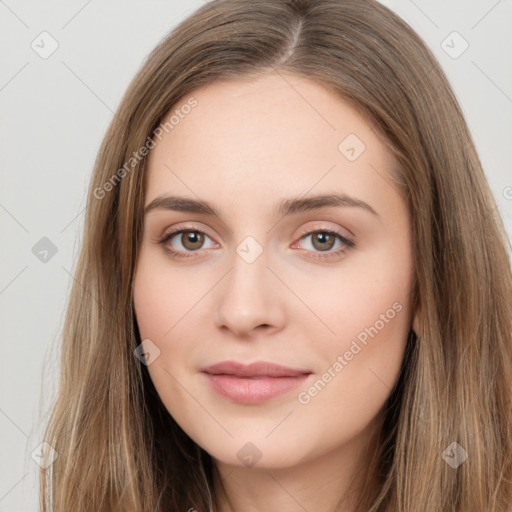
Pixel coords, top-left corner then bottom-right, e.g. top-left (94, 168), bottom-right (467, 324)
top-left (133, 72), bottom-right (416, 469)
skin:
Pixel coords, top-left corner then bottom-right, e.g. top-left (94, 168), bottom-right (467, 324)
top-left (133, 71), bottom-right (419, 512)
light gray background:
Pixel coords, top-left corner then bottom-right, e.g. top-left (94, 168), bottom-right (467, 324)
top-left (1, 1), bottom-right (511, 510)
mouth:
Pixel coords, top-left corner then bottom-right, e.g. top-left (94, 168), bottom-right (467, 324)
top-left (201, 360), bottom-right (313, 404)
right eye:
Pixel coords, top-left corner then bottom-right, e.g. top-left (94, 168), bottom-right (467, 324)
top-left (159, 229), bottom-right (217, 259)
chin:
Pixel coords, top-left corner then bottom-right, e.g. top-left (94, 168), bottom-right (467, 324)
top-left (189, 429), bottom-right (317, 470)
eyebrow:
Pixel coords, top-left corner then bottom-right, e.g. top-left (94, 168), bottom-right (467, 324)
top-left (144, 193), bottom-right (379, 218)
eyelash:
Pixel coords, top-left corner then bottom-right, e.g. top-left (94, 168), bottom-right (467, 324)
top-left (157, 227), bottom-right (355, 261)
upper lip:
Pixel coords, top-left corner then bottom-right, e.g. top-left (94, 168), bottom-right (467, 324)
top-left (201, 360), bottom-right (312, 378)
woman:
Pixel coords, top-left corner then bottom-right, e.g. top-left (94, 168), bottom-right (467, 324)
top-left (40, 1), bottom-right (512, 511)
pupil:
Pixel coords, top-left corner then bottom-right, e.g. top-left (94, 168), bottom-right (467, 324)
top-left (183, 231), bottom-right (203, 250)
top-left (314, 233), bottom-right (334, 251)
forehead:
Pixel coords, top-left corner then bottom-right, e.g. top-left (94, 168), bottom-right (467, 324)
top-left (156, 71), bottom-right (372, 158)
top-left (144, 71), bottom-right (400, 217)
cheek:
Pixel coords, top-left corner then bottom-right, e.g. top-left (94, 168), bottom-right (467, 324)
top-left (132, 251), bottom-right (216, 383)
top-left (289, 241), bottom-right (412, 351)
top-left (132, 254), bottom-right (202, 426)
top-left (133, 251), bottom-right (208, 340)
top-left (134, 274), bottom-right (178, 340)
top-left (291, 243), bottom-right (413, 411)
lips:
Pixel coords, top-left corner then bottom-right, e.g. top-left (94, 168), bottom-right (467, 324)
top-left (201, 360), bottom-right (312, 404)
top-left (201, 360), bottom-right (311, 378)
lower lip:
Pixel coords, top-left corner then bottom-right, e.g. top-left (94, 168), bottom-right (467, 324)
top-left (202, 373), bottom-right (311, 404)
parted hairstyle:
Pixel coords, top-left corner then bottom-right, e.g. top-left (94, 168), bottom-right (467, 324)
top-left (40, 0), bottom-right (512, 510)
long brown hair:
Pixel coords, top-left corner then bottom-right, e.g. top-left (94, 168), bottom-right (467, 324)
top-left (40, 0), bottom-right (512, 510)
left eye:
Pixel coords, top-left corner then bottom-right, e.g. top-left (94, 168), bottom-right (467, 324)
top-left (295, 230), bottom-right (354, 253)
top-left (299, 231), bottom-right (341, 252)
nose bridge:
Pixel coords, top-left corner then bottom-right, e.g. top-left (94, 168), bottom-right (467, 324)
top-left (214, 238), bottom-right (285, 335)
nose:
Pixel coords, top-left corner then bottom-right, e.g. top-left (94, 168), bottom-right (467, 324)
top-left (214, 249), bottom-right (286, 338)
